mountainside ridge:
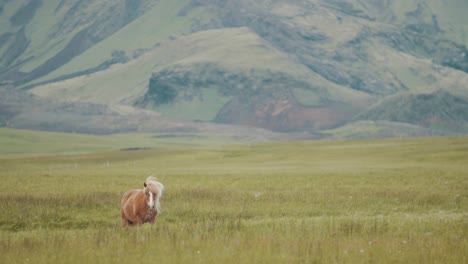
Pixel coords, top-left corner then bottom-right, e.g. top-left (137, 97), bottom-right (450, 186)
top-left (1, 0), bottom-right (468, 139)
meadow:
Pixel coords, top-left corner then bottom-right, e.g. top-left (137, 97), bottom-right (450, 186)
top-left (0, 132), bottom-right (467, 263)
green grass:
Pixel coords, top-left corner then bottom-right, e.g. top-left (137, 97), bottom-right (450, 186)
top-left (0, 128), bottom-right (233, 156)
top-left (0, 133), bottom-right (467, 263)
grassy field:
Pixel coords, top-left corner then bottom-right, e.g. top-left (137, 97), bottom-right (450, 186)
top-left (0, 128), bottom-right (235, 156)
top-left (0, 134), bottom-right (467, 263)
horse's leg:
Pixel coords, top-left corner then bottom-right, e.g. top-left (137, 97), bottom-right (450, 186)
top-left (121, 212), bottom-right (128, 227)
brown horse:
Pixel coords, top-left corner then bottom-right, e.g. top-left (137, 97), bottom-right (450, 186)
top-left (121, 176), bottom-right (164, 227)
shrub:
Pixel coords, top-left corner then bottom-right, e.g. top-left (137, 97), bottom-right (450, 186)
top-left (146, 74), bottom-right (178, 105)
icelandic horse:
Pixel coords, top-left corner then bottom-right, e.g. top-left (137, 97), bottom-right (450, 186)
top-left (121, 176), bottom-right (164, 227)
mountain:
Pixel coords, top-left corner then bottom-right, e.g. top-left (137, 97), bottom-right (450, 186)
top-left (1, 0), bottom-right (468, 139)
top-left (356, 91), bottom-right (468, 133)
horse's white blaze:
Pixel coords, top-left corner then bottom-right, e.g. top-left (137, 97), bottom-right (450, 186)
top-left (148, 192), bottom-right (154, 209)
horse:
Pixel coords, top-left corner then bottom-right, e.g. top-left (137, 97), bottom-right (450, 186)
top-left (121, 176), bottom-right (164, 227)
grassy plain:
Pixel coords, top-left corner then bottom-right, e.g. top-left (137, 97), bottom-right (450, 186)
top-left (0, 133), bottom-right (467, 263)
top-left (0, 128), bottom-right (232, 156)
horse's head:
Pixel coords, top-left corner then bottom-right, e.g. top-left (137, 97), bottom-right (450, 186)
top-left (144, 177), bottom-right (163, 212)
top-left (144, 182), bottom-right (156, 211)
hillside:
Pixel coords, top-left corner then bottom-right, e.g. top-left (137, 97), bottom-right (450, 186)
top-left (357, 91), bottom-right (468, 133)
top-left (1, 0), bottom-right (468, 138)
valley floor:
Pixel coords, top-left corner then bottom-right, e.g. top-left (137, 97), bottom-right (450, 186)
top-left (0, 133), bottom-right (467, 263)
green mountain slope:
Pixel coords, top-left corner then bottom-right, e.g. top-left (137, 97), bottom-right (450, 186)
top-left (1, 0), bottom-right (468, 138)
top-left (30, 27), bottom-right (371, 131)
top-left (0, 0), bottom-right (200, 86)
top-left (324, 120), bottom-right (449, 140)
top-left (29, 0), bottom-right (212, 85)
top-left (357, 91), bottom-right (468, 133)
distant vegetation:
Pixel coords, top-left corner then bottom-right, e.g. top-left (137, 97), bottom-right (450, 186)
top-left (144, 73), bottom-right (179, 105)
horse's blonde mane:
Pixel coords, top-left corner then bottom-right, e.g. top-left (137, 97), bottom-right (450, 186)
top-left (144, 176), bottom-right (164, 197)
top-left (143, 176), bottom-right (164, 212)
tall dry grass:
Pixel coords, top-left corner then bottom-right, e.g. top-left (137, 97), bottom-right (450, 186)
top-left (0, 137), bottom-right (467, 263)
